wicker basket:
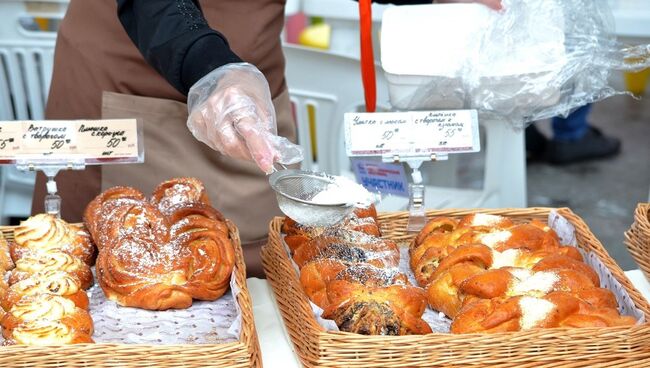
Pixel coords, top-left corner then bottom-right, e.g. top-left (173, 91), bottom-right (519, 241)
top-left (625, 203), bottom-right (650, 281)
top-left (262, 207), bottom-right (650, 368)
top-left (0, 220), bottom-right (261, 368)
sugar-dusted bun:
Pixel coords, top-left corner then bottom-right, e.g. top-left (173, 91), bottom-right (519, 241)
top-left (150, 177), bottom-right (210, 215)
top-left (87, 179), bottom-right (235, 310)
top-left (3, 319), bottom-right (93, 345)
top-left (1, 294), bottom-right (93, 338)
top-left (2, 270), bottom-right (89, 311)
top-left (11, 214), bottom-right (96, 265)
top-left (9, 250), bottom-right (93, 289)
top-left (0, 233), bottom-right (14, 272)
top-left (322, 280), bottom-right (431, 335)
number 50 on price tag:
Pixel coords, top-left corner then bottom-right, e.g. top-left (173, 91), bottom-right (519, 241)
top-left (344, 110), bottom-right (480, 157)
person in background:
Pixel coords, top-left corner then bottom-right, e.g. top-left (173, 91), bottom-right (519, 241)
top-left (526, 103), bottom-right (621, 164)
top-left (33, 0), bottom-right (500, 276)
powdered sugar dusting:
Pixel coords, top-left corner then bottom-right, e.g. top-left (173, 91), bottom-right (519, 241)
top-left (478, 231), bottom-right (512, 248)
top-left (519, 296), bottom-right (555, 330)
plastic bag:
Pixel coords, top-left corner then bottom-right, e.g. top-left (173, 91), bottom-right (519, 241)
top-left (384, 0), bottom-right (650, 128)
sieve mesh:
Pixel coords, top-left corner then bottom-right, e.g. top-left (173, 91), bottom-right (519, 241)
top-left (269, 169), bottom-right (353, 227)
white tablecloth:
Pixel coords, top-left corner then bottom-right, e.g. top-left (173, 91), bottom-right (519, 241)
top-left (248, 270), bottom-right (650, 368)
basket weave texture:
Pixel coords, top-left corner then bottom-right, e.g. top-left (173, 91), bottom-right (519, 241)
top-left (625, 203), bottom-right (650, 281)
top-left (262, 207), bottom-right (650, 368)
top-left (0, 220), bottom-right (261, 368)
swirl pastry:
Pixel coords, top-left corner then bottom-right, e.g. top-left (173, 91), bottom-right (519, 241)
top-left (1, 234), bottom-right (13, 272)
top-left (86, 179), bottom-right (235, 310)
top-left (9, 250), bottom-right (93, 289)
top-left (2, 319), bottom-right (93, 345)
top-left (300, 259), bottom-right (408, 309)
top-left (11, 214), bottom-right (96, 265)
top-left (2, 270), bottom-right (89, 311)
top-left (322, 280), bottom-right (431, 335)
top-left (150, 177), bottom-right (210, 216)
top-left (1, 294), bottom-right (93, 338)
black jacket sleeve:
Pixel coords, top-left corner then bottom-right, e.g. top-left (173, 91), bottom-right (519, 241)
top-left (116, 0), bottom-right (242, 95)
top-left (116, 0), bottom-right (429, 96)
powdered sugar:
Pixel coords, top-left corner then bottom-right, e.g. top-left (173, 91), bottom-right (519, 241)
top-left (310, 176), bottom-right (377, 207)
top-left (519, 296), bottom-right (555, 330)
top-left (478, 230), bottom-right (512, 248)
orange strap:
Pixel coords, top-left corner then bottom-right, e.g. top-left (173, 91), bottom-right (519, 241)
top-left (359, 0), bottom-right (376, 113)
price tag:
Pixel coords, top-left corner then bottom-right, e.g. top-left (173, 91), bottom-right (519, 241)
top-left (0, 119), bottom-right (143, 165)
top-left (344, 110), bottom-right (480, 157)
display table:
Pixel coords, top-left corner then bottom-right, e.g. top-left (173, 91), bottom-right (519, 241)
top-left (248, 270), bottom-right (650, 368)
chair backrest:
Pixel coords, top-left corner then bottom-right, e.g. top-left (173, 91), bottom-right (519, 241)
top-left (283, 44), bottom-right (390, 175)
top-left (0, 0), bottom-right (66, 120)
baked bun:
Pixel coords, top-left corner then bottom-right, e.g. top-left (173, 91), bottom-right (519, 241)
top-left (2, 319), bottom-right (93, 345)
top-left (11, 214), bottom-right (96, 266)
top-left (2, 270), bottom-right (89, 311)
top-left (9, 250), bottom-right (93, 289)
top-left (0, 234), bottom-right (13, 272)
top-left (86, 178), bottom-right (235, 310)
top-left (300, 259), bottom-right (408, 309)
top-left (150, 177), bottom-right (210, 215)
top-left (322, 280), bottom-right (431, 335)
top-left (450, 292), bottom-right (636, 333)
top-left (1, 294), bottom-right (93, 339)
top-left (292, 229), bottom-right (399, 269)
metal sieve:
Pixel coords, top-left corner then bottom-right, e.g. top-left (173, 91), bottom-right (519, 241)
top-left (269, 168), bottom-right (354, 227)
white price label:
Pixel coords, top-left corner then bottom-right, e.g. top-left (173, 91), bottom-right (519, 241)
top-left (0, 119), bottom-right (143, 164)
top-left (344, 110), bottom-right (480, 157)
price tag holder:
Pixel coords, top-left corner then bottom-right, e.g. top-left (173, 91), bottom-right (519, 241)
top-left (0, 119), bottom-right (144, 165)
top-left (344, 110), bottom-right (480, 158)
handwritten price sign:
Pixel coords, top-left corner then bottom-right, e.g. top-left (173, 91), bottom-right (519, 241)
top-left (0, 119), bottom-right (143, 164)
top-left (344, 110), bottom-right (480, 157)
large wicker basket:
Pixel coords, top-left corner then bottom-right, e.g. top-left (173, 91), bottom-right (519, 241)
top-left (262, 207), bottom-right (650, 367)
top-left (0, 220), bottom-right (261, 368)
top-left (625, 203), bottom-right (650, 281)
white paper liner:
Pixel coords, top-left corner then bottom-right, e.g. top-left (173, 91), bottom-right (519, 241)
top-left (0, 267), bottom-right (241, 345)
top-left (283, 211), bottom-right (645, 334)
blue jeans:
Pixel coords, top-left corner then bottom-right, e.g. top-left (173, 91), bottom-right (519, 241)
top-left (552, 104), bottom-right (591, 141)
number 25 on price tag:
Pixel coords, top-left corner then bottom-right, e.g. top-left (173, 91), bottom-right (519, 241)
top-left (344, 110), bottom-right (480, 157)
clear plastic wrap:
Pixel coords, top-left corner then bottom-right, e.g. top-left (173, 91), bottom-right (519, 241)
top-left (381, 0), bottom-right (650, 128)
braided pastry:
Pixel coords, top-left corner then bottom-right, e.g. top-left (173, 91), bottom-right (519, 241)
top-left (451, 291), bottom-right (636, 333)
top-left (322, 280), bottom-right (431, 335)
top-left (2, 319), bottom-right (93, 345)
top-left (412, 214), bottom-right (636, 331)
top-left (2, 270), bottom-right (89, 311)
top-left (11, 214), bottom-right (96, 265)
top-left (282, 205), bottom-right (380, 253)
top-left (86, 178), bottom-right (235, 310)
top-left (9, 250), bottom-right (93, 289)
top-left (1, 294), bottom-right (93, 339)
top-left (292, 229), bottom-right (399, 269)
top-left (300, 259), bottom-right (408, 309)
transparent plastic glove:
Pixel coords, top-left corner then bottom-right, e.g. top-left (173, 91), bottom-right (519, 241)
top-left (187, 63), bottom-right (304, 173)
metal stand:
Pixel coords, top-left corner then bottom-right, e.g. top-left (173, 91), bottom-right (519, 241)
top-left (382, 153), bottom-right (447, 232)
top-left (15, 160), bottom-right (85, 218)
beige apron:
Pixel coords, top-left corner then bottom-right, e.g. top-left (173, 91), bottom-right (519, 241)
top-left (32, 0), bottom-right (291, 277)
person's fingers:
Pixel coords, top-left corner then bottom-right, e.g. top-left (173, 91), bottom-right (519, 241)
top-left (234, 117), bottom-right (277, 173)
top-left (216, 118), bottom-right (253, 161)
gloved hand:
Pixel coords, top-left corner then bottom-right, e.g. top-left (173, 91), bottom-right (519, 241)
top-left (187, 63), bottom-right (304, 174)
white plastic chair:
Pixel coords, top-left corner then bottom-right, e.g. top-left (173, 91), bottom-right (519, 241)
top-left (283, 44), bottom-right (527, 210)
top-left (0, 0), bottom-right (66, 222)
